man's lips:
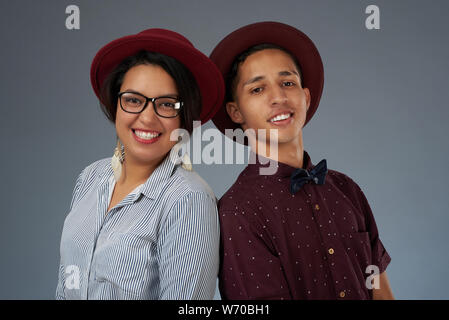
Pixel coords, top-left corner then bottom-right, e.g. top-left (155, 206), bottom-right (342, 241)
top-left (268, 112), bottom-right (294, 123)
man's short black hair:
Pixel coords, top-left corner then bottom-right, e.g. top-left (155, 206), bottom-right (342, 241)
top-left (225, 43), bottom-right (304, 103)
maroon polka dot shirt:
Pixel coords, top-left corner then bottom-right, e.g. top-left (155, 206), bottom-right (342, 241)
top-left (218, 151), bottom-right (391, 300)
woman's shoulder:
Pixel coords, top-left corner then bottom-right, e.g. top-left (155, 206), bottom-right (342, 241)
top-left (76, 157), bottom-right (111, 184)
top-left (168, 167), bottom-right (216, 201)
top-left (69, 157), bottom-right (111, 209)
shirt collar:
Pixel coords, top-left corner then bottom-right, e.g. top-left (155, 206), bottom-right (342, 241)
top-left (246, 150), bottom-right (314, 178)
top-left (140, 147), bottom-right (180, 199)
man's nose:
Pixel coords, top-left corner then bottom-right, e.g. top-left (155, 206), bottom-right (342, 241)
top-left (269, 85), bottom-right (288, 106)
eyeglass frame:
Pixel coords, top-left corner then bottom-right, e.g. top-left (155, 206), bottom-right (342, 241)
top-left (117, 91), bottom-right (183, 118)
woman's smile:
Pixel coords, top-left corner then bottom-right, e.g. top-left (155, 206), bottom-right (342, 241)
top-left (132, 128), bottom-right (162, 144)
top-left (115, 64), bottom-right (181, 164)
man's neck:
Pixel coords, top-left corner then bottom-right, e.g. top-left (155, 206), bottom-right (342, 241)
top-left (277, 140), bottom-right (304, 169)
top-left (250, 134), bottom-right (305, 169)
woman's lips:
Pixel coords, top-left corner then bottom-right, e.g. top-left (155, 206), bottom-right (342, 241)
top-left (132, 129), bottom-right (161, 144)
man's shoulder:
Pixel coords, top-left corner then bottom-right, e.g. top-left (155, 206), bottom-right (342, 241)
top-left (325, 168), bottom-right (368, 209)
top-left (218, 167), bottom-right (268, 211)
top-left (326, 168), bottom-right (363, 192)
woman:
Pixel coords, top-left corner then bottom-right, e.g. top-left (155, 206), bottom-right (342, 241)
top-left (56, 28), bottom-right (224, 299)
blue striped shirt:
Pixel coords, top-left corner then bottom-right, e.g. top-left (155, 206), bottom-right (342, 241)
top-left (56, 148), bottom-right (220, 299)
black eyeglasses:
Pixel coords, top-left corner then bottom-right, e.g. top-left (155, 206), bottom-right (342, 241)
top-left (118, 91), bottom-right (183, 118)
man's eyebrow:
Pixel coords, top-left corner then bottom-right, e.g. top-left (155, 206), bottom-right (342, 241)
top-left (279, 70), bottom-right (299, 77)
top-left (242, 70), bottom-right (300, 87)
top-left (243, 75), bottom-right (265, 87)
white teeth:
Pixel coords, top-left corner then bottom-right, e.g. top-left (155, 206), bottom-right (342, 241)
top-left (270, 113), bottom-right (291, 122)
top-left (134, 130), bottom-right (160, 140)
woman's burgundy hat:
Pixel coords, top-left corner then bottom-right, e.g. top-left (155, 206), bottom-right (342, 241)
top-left (90, 28), bottom-right (224, 124)
top-left (210, 21), bottom-right (324, 139)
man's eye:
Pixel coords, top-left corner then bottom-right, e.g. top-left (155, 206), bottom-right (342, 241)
top-left (283, 81), bottom-right (295, 87)
top-left (251, 87), bottom-right (263, 94)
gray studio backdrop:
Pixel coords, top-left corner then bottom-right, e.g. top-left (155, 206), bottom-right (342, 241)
top-left (1, 0), bottom-right (448, 299)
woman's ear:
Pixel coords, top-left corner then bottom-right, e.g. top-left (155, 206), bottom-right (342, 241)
top-left (226, 101), bottom-right (245, 124)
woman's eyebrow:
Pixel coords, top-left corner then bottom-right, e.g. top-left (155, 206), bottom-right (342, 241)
top-left (121, 88), bottom-right (142, 94)
top-left (121, 89), bottom-right (179, 97)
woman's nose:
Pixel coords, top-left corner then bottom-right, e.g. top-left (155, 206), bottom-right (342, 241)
top-left (138, 101), bottom-right (159, 123)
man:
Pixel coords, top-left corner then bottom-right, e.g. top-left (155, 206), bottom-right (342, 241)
top-left (211, 21), bottom-right (394, 300)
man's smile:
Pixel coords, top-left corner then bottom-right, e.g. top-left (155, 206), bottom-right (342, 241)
top-left (268, 111), bottom-right (294, 123)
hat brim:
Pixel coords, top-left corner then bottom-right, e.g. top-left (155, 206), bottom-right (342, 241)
top-left (210, 21), bottom-right (324, 143)
top-left (91, 31), bottom-right (224, 124)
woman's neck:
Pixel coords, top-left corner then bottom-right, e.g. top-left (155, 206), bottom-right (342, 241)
top-left (117, 155), bottom-right (164, 187)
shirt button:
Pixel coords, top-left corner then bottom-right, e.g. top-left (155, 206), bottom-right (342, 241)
top-left (339, 291), bottom-right (346, 298)
top-left (314, 204), bottom-right (320, 211)
top-left (328, 248), bottom-right (335, 255)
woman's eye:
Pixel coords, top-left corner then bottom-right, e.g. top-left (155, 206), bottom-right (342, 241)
top-left (126, 97), bottom-right (141, 104)
top-left (160, 103), bottom-right (175, 108)
top-left (283, 81), bottom-right (295, 87)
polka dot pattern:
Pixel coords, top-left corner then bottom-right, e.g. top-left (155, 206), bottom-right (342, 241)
top-left (218, 151), bottom-right (391, 300)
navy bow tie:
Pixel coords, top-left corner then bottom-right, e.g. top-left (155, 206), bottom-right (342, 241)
top-left (290, 159), bottom-right (328, 194)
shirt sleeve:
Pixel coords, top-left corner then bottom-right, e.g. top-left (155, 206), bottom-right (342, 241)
top-left (157, 192), bottom-right (220, 299)
top-left (55, 264), bottom-right (65, 300)
top-left (356, 186), bottom-right (391, 273)
top-left (218, 206), bottom-right (292, 300)
top-left (69, 167), bottom-right (87, 211)
top-left (343, 175), bottom-right (392, 274)
top-left (55, 167), bottom-right (87, 300)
